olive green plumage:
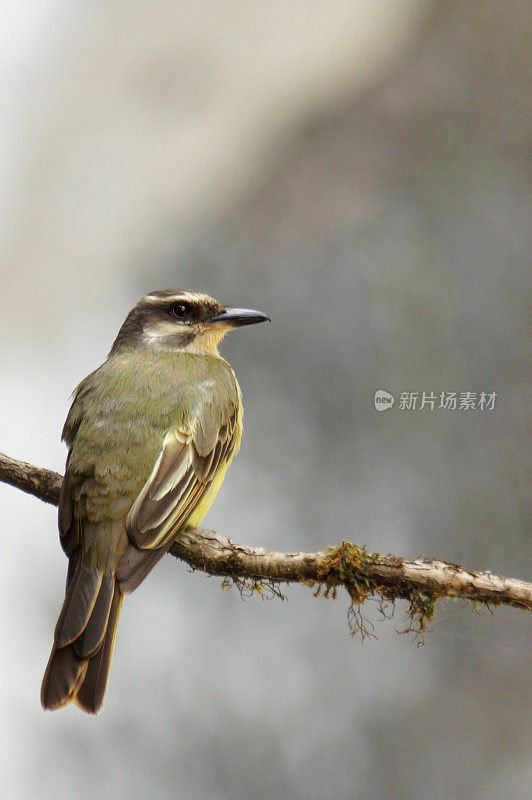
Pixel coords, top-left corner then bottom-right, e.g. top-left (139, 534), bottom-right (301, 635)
top-left (41, 290), bottom-right (269, 714)
top-left (64, 351), bottom-right (240, 524)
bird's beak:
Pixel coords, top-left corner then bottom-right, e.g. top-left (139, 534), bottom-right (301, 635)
top-left (209, 307), bottom-right (271, 327)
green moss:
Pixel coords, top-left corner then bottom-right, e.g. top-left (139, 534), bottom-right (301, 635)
top-left (317, 540), bottom-right (442, 643)
top-left (221, 575), bottom-right (286, 601)
top-left (318, 541), bottom-right (384, 603)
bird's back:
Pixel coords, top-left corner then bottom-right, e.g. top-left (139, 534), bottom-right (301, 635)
top-left (64, 349), bottom-right (241, 526)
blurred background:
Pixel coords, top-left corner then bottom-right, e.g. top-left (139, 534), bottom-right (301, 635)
top-left (1, 1), bottom-right (530, 798)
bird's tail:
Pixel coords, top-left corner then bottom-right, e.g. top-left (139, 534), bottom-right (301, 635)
top-left (41, 561), bottom-right (123, 714)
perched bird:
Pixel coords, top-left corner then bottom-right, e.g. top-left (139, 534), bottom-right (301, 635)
top-left (41, 290), bottom-right (270, 714)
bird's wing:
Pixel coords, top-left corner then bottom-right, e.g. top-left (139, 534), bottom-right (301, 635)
top-left (125, 409), bottom-right (239, 552)
top-left (58, 453), bottom-right (79, 558)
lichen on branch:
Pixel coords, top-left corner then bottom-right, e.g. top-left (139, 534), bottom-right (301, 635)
top-left (1, 450), bottom-right (531, 641)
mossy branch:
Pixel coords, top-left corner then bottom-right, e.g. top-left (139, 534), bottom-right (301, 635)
top-left (1, 451), bottom-right (531, 638)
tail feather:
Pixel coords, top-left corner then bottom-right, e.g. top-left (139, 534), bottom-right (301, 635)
top-left (74, 574), bottom-right (115, 658)
top-left (41, 572), bottom-right (122, 715)
top-left (40, 643), bottom-right (88, 710)
top-left (75, 587), bottom-right (123, 714)
top-left (54, 563), bottom-right (102, 648)
top-left (117, 542), bottom-right (168, 593)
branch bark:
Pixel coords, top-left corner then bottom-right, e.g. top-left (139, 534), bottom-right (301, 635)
top-left (1, 451), bottom-right (531, 627)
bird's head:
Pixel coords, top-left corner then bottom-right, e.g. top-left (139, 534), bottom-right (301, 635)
top-left (110, 289), bottom-right (270, 356)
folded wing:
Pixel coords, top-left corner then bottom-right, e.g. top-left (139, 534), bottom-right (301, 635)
top-left (117, 410), bottom-right (238, 591)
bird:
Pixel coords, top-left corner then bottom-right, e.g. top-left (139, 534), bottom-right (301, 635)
top-left (41, 289), bottom-right (270, 714)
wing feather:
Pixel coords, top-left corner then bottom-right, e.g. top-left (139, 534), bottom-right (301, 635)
top-left (125, 409), bottom-right (238, 552)
top-left (148, 436), bottom-right (192, 501)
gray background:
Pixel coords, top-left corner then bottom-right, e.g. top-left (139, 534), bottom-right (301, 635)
top-left (0, 2), bottom-right (530, 798)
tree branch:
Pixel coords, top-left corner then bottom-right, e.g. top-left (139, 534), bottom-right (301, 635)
top-left (0, 452), bottom-right (63, 505)
top-left (1, 451), bottom-right (531, 634)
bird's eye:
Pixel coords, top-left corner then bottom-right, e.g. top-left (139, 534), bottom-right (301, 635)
top-left (170, 302), bottom-right (190, 319)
